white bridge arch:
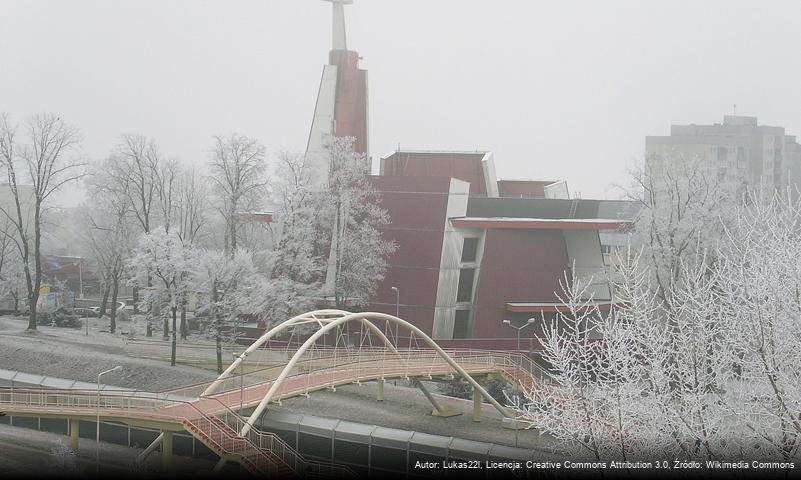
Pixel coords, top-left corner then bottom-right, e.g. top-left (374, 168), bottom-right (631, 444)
top-left (201, 310), bottom-right (518, 435)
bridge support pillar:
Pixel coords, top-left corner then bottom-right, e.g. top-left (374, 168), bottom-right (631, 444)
top-left (69, 418), bottom-right (79, 451)
top-left (413, 379), bottom-right (460, 418)
top-left (161, 430), bottom-right (173, 469)
top-left (376, 379), bottom-right (385, 401)
top-left (472, 388), bottom-right (482, 422)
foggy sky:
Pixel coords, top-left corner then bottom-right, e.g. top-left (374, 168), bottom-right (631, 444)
top-left (2, 0), bottom-right (800, 205)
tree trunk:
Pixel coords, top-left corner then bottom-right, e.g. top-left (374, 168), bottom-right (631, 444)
top-left (109, 277), bottom-right (119, 334)
top-left (213, 285), bottom-right (222, 373)
top-left (229, 209), bottom-right (237, 257)
top-left (132, 286), bottom-right (139, 314)
top-left (216, 324), bottom-right (223, 374)
top-left (163, 314), bottom-right (170, 340)
top-left (28, 296), bottom-right (38, 330)
top-left (171, 305), bottom-right (178, 366)
top-left (12, 291), bottom-right (18, 314)
top-left (180, 302), bottom-right (187, 340)
top-left (99, 281), bottom-right (111, 317)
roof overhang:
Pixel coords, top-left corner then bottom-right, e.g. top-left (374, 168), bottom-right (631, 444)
top-left (450, 217), bottom-right (632, 231)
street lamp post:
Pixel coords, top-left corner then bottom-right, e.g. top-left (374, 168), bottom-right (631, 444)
top-left (502, 318), bottom-right (536, 352)
top-left (390, 286), bottom-right (399, 345)
top-left (97, 366), bottom-right (122, 473)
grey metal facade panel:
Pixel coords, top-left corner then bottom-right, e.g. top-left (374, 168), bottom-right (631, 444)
top-left (408, 431), bottom-right (450, 454)
top-left (596, 200), bottom-right (643, 221)
top-left (466, 197), bottom-right (640, 221)
top-left (333, 420), bottom-right (377, 442)
top-left (298, 416), bottom-right (340, 437)
top-left (447, 437), bottom-right (491, 457)
top-left (488, 444), bottom-right (536, 461)
top-left (370, 426), bottom-right (413, 448)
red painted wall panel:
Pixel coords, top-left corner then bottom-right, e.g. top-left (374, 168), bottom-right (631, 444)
top-left (330, 50), bottom-right (368, 154)
top-left (367, 176), bottom-right (452, 335)
top-left (381, 152), bottom-right (487, 195)
top-left (472, 229), bottom-right (570, 339)
top-left (382, 229), bottom-right (445, 268)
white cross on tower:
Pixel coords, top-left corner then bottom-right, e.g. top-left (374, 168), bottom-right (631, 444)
top-left (321, 0), bottom-right (353, 51)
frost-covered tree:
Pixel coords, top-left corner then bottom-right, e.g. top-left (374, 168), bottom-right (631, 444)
top-left (173, 166), bottom-right (210, 339)
top-left (208, 134), bottom-right (268, 256)
top-left (516, 193), bottom-right (801, 465)
top-left (83, 159), bottom-right (135, 333)
top-left (128, 229), bottom-right (195, 366)
top-left (319, 137), bottom-right (396, 307)
top-left (190, 248), bottom-right (260, 373)
top-left (271, 151), bottom-right (326, 285)
top-left (627, 152), bottom-right (735, 310)
top-left (0, 113), bottom-right (84, 330)
top-left (106, 134), bottom-right (164, 335)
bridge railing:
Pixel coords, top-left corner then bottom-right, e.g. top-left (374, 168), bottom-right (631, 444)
top-left (0, 387), bottom-right (177, 414)
top-left (0, 387), bottom-right (352, 478)
top-left (158, 347), bottom-right (556, 401)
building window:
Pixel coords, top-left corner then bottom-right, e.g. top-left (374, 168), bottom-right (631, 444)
top-left (456, 268), bottom-right (475, 302)
top-left (461, 238), bottom-right (479, 263)
top-left (453, 310), bottom-right (470, 339)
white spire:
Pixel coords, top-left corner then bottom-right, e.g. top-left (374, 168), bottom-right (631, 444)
top-left (321, 0), bottom-right (353, 51)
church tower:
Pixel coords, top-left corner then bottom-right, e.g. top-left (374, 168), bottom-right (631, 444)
top-left (305, 0), bottom-right (369, 185)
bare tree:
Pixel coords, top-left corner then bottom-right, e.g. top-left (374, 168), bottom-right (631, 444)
top-left (83, 160), bottom-right (133, 334)
top-left (0, 216), bottom-right (25, 312)
top-left (208, 134), bottom-right (268, 256)
top-left (175, 167), bottom-right (209, 339)
top-left (106, 134), bottom-right (163, 335)
top-left (176, 168), bottom-right (209, 245)
top-left (0, 113), bottom-right (83, 330)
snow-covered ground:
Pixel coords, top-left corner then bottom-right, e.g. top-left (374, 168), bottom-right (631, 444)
top-left (0, 314), bottom-right (217, 391)
top-left (0, 423), bottom-right (215, 476)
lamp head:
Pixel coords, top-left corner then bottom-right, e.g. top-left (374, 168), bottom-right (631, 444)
top-left (502, 319), bottom-right (511, 325)
top-left (527, 318), bottom-right (536, 324)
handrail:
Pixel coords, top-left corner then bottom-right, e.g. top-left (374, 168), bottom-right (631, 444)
top-left (162, 348), bottom-right (555, 396)
top-left (0, 348), bottom-right (554, 475)
top-left (0, 387), bottom-right (352, 478)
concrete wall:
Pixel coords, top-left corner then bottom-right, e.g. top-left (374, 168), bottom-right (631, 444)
top-left (563, 230), bottom-right (611, 300)
top-left (431, 180), bottom-right (472, 339)
top-left (305, 65), bottom-right (338, 187)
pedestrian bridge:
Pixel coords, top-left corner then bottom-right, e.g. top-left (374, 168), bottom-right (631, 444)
top-left (0, 310), bottom-right (549, 478)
